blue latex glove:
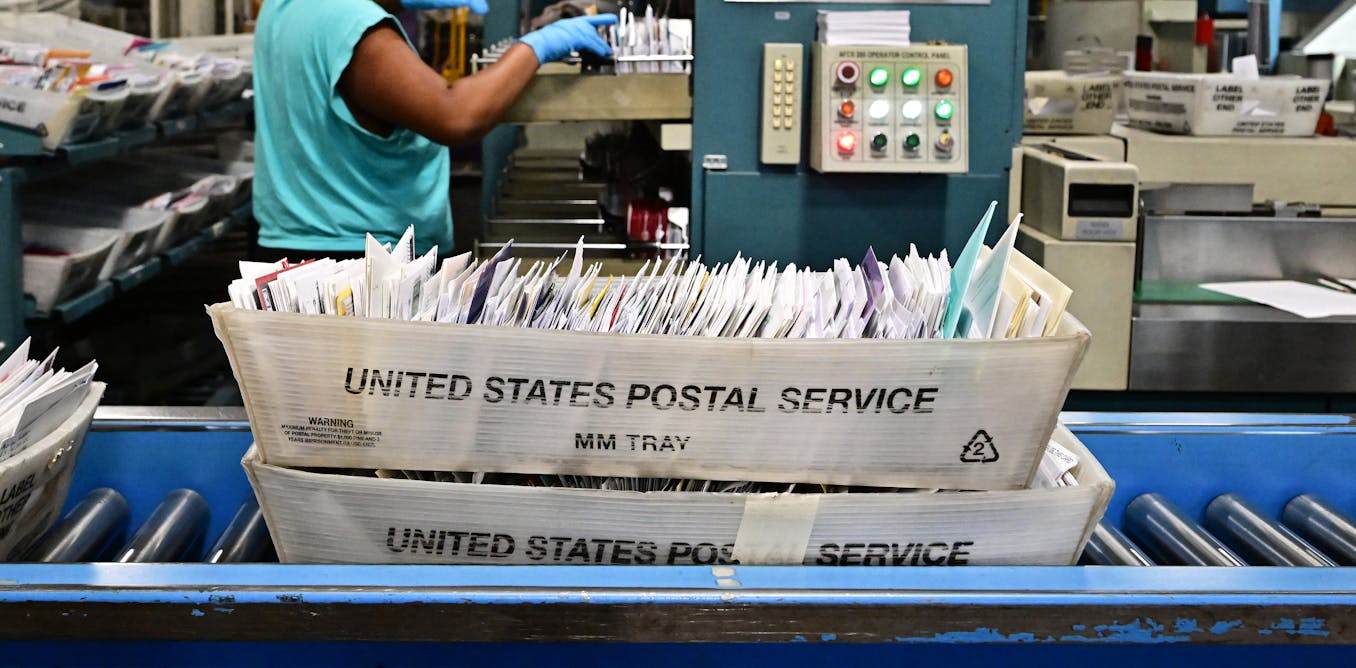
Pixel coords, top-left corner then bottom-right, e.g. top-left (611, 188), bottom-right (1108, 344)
top-left (403, 0), bottom-right (489, 14)
top-left (518, 14), bottom-right (617, 65)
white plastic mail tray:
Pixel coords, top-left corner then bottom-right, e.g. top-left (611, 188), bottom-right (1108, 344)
top-left (0, 83), bottom-right (125, 150)
top-left (246, 425), bottom-right (1112, 567)
top-left (1024, 70), bottom-right (1121, 135)
top-left (0, 18), bottom-right (185, 128)
top-left (94, 73), bottom-right (168, 133)
top-left (21, 225), bottom-right (119, 313)
top-left (0, 13), bottom-right (213, 119)
top-left (0, 383), bottom-right (104, 560)
top-left (104, 159), bottom-right (246, 216)
top-left (30, 168), bottom-right (221, 239)
top-left (0, 12), bottom-right (242, 113)
top-left (23, 203), bottom-right (166, 277)
top-left (1126, 71), bottom-right (1329, 136)
top-left (26, 194), bottom-right (180, 255)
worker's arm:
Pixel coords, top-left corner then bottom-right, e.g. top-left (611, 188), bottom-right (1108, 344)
top-left (339, 15), bottom-right (615, 147)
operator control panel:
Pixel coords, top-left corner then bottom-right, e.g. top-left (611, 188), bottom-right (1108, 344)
top-left (810, 43), bottom-right (969, 174)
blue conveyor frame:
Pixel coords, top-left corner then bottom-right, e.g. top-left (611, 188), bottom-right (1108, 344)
top-left (2, 411), bottom-right (1356, 661)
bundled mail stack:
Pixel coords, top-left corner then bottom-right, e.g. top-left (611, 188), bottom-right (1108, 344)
top-left (0, 12), bottom-right (252, 150)
top-left (0, 340), bottom-right (104, 560)
top-left (228, 202), bottom-right (1065, 341)
top-left (213, 202), bottom-right (1114, 566)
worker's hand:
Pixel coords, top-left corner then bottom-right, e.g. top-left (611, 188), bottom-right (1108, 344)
top-left (402, 0), bottom-right (490, 14)
top-left (518, 14), bottom-right (617, 65)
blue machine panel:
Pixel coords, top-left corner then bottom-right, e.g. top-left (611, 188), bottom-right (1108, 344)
top-left (691, 0), bottom-right (1026, 265)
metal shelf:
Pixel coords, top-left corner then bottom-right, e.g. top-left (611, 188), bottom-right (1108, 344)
top-left (111, 257), bottom-right (163, 293)
top-left (1, 98), bottom-right (252, 349)
top-left (156, 114), bottom-right (200, 138)
top-left (24, 211), bottom-right (249, 327)
top-left (26, 280), bottom-right (115, 324)
top-left (500, 73), bottom-right (692, 123)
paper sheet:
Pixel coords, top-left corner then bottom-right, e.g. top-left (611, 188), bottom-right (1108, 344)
top-left (943, 201), bottom-right (997, 338)
top-left (1200, 280), bottom-right (1356, 319)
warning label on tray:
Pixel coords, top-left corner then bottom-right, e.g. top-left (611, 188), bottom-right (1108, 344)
top-left (282, 418), bottom-right (382, 447)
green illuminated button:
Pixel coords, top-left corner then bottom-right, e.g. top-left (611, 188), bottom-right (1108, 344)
top-left (935, 99), bottom-right (954, 120)
top-left (871, 133), bottom-right (888, 151)
top-left (904, 133), bottom-right (921, 150)
top-left (868, 66), bottom-right (889, 87)
top-left (901, 67), bottom-right (922, 87)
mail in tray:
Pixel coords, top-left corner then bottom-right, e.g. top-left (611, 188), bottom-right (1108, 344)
top-left (212, 203), bottom-right (1088, 491)
top-left (0, 338), bottom-right (98, 464)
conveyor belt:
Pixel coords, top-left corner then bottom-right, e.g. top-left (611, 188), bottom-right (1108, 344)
top-left (25, 487), bottom-right (274, 564)
top-left (36, 457), bottom-right (1356, 570)
top-left (1083, 492), bottom-right (1350, 567)
top-left (4, 408), bottom-right (1356, 661)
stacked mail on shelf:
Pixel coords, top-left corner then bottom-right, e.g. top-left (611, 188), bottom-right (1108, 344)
top-left (0, 339), bottom-right (97, 465)
top-left (817, 10), bottom-right (911, 47)
top-left (0, 40), bottom-right (155, 94)
top-left (605, 8), bottom-right (691, 74)
top-left (227, 202), bottom-right (1066, 342)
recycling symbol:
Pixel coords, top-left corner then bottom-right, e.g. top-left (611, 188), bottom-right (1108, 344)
top-left (960, 429), bottom-right (1000, 463)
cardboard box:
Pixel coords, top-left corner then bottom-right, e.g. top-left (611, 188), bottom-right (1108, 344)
top-left (246, 424), bottom-right (1112, 566)
top-left (1024, 70), bottom-right (1121, 135)
top-left (210, 303), bottom-right (1090, 491)
top-left (0, 382), bottom-right (104, 560)
top-left (1125, 72), bottom-right (1329, 136)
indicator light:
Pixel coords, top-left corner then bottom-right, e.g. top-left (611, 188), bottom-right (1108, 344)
top-left (838, 99), bottom-right (856, 119)
top-left (871, 133), bottom-right (888, 151)
top-left (836, 131), bottom-right (857, 154)
top-left (935, 99), bottom-right (954, 120)
top-left (901, 99), bottom-right (923, 120)
top-left (936, 131), bottom-right (955, 152)
top-left (868, 66), bottom-right (889, 87)
top-left (904, 133), bottom-right (921, 150)
top-left (867, 99), bottom-right (891, 120)
top-left (835, 61), bottom-right (860, 85)
top-left (901, 67), bottom-right (922, 87)
top-left (935, 68), bottom-right (954, 88)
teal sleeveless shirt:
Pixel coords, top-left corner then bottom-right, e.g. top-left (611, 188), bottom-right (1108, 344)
top-left (253, 0), bottom-right (452, 254)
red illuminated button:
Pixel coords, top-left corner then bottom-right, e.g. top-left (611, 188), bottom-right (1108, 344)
top-left (835, 61), bottom-right (860, 85)
top-left (838, 99), bottom-right (856, 119)
top-left (935, 68), bottom-right (954, 88)
top-left (836, 132), bottom-right (858, 154)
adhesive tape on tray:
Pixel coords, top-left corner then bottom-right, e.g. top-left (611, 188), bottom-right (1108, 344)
top-left (731, 493), bottom-right (821, 566)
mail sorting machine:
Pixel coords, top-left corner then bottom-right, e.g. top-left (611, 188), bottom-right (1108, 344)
top-left (2, 409), bottom-right (1356, 664)
top-left (1010, 129), bottom-right (1356, 399)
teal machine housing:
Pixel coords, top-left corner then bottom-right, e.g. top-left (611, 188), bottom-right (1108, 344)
top-left (691, 0), bottom-right (1027, 267)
